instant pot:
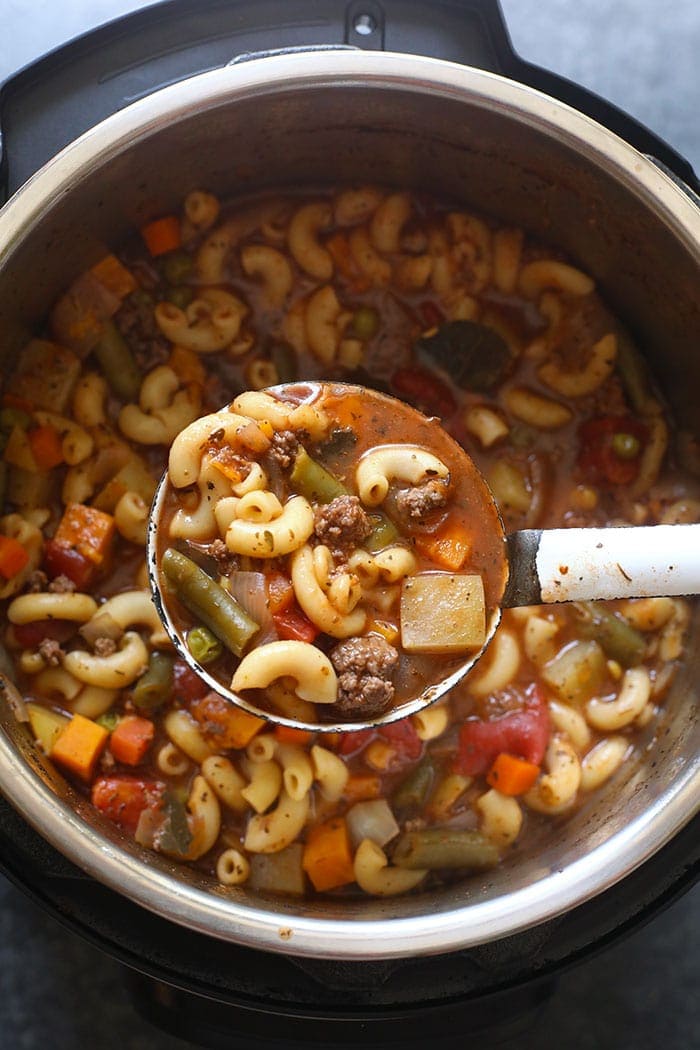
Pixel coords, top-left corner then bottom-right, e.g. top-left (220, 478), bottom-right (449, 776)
top-left (0, 1), bottom-right (698, 1046)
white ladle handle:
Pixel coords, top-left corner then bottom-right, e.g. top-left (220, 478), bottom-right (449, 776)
top-left (504, 523), bottom-right (700, 607)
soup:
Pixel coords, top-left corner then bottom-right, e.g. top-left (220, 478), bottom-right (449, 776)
top-left (1, 186), bottom-right (696, 897)
top-left (156, 381), bottom-right (507, 724)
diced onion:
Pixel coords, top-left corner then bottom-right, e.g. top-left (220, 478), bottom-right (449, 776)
top-left (346, 799), bottom-right (400, 849)
top-left (226, 571), bottom-right (278, 646)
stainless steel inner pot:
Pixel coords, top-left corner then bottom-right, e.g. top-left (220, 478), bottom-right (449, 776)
top-left (0, 50), bottom-right (697, 960)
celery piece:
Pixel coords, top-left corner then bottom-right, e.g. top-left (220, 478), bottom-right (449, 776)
top-left (92, 320), bottom-right (142, 402)
top-left (365, 512), bottom-right (399, 551)
top-left (542, 639), bottom-right (607, 703)
top-left (158, 792), bottom-right (193, 857)
top-left (574, 602), bottom-right (646, 668)
top-left (26, 703), bottom-right (69, 754)
top-left (290, 448), bottom-right (347, 504)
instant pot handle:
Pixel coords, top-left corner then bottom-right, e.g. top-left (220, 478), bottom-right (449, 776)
top-left (1, 0), bottom-right (698, 201)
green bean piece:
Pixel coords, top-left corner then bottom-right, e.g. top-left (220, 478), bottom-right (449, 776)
top-left (270, 343), bottom-right (298, 384)
top-left (93, 320), bottom-right (142, 402)
top-left (133, 651), bottom-right (175, 711)
top-left (611, 432), bottom-right (641, 460)
top-left (574, 601), bottom-right (646, 668)
top-left (290, 448), bottom-right (347, 504)
top-left (166, 286), bottom-right (194, 310)
top-left (158, 791), bottom-right (193, 857)
top-left (0, 407), bottom-right (32, 433)
top-left (351, 305), bottom-right (380, 341)
top-left (187, 625), bottom-right (223, 665)
top-left (365, 512), bottom-right (399, 552)
top-left (615, 332), bottom-right (656, 415)
top-left (162, 548), bottom-right (259, 657)
top-left (393, 756), bottom-right (435, 815)
top-left (392, 828), bottom-right (499, 871)
top-left (162, 250), bottom-right (193, 286)
top-left (96, 710), bottom-right (121, 732)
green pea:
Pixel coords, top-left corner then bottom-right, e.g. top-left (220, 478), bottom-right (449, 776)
top-left (612, 432), bottom-right (641, 460)
top-left (96, 710), bottom-right (121, 732)
top-left (351, 305), bottom-right (380, 341)
top-left (187, 625), bottom-right (223, 665)
top-left (166, 286), bottom-right (194, 310)
top-left (162, 251), bottom-right (193, 286)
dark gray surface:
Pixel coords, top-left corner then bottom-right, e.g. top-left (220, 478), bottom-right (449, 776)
top-left (0, 1), bottom-right (698, 1047)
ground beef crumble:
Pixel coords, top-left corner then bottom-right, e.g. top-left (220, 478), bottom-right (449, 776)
top-left (48, 574), bottom-right (76, 594)
top-left (330, 635), bottom-right (399, 719)
top-left (268, 430), bottom-right (299, 470)
top-left (115, 293), bottom-right (171, 371)
top-left (314, 495), bottom-right (372, 554)
top-left (25, 570), bottom-right (48, 593)
top-left (394, 479), bottom-right (449, 521)
top-left (93, 637), bottom-right (118, 658)
top-left (38, 638), bottom-right (62, 666)
top-left (208, 538), bottom-right (239, 575)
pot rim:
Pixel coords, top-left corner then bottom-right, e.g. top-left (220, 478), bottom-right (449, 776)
top-left (0, 49), bottom-right (697, 960)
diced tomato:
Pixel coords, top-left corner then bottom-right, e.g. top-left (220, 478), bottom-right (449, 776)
top-left (378, 718), bottom-right (423, 762)
top-left (272, 603), bottom-right (319, 643)
top-left (577, 415), bottom-right (647, 487)
top-left (91, 775), bottom-right (165, 833)
top-left (0, 535), bottom-right (30, 580)
top-left (172, 659), bottom-right (208, 702)
top-left (391, 366), bottom-right (457, 418)
top-left (419, 300), bottom-right (445, 329)
top-left (43, 539), bottom-right (94, 589)
top-left (337, 728), bottom-right (375, 756)
top-left (454, 684), bottom-right (550, 776)
top-left (13, 619), bottom-right (78, 648)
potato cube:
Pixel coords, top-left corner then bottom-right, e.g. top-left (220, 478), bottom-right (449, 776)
top-left (400, 573), bottom-right (486, 653)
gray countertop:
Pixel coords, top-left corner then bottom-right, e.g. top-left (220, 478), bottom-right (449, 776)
top-left (0, 2), bottom-right (698, 1047)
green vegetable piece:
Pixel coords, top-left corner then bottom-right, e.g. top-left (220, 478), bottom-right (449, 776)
top-left (0, 408), bottom-right (32, 433)
top-left (541, 639), bottom-right (607, 703)
top-left (611, 432), bottom-right (641, 460)
top-left (365, 512), bottom-right (399, 552)
top-left (351, 305), bottom-right (380, 341)
top-left (249, 844), bottom-right (306, 896)
top-left (93, 320), bottom-right (142, 402)
top-left (133, 651), bottom-right (174, 711)
top-left (166, 286), bottom-right (194, 310)
top-left (417, 320), bottom-right (513, 394)
top-left (157, 791), bottom-right (193, 857)
top-left (187, 625), bottom-right (223, 665)
top-left (615, 332), bottom-right (656, 415)
top-left (127, 288), bottom-right (155, 310)
top-left (7, 466), bottom-right (54, 510)
top-left (162, 251), bottom-right (193, 286)
top-left (270, 344), bottom-right (298, 384)
top-left (290, 447), bottom-right (347, 504)
top-left (96, 710), bottom-right (121, 732)
top-left (574, 601), bottom-right (646, 668)
top-left (161, 548), bottom-right (259, 657)
top-left (392, 828), bottom-right (499, 871)
top-left (393, 756), bottom-right (435, 814)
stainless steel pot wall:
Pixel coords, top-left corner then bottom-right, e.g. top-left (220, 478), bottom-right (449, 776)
top-left (0, 51), bottom-right (697, 959)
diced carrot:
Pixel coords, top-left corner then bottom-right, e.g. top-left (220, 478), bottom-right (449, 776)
top-left (343, 774), bottom-right (381, 803)
top-left (266, 572), bottom-right (294, 614)
top-left (141, 216), bottom-right (182, 257)
top-left (109, 715), bottom-right (155, 766)
top-left (168, 346), bottom-right (206, 387)
top-left (54, 502), bottom-right (116, 567)
top-left (190, 691), bottom-right (265, 749)
top-left (415, 519), bottom-right (472, 571)
top-left (210, 447), bottom-right (252, 485)
top-left (326, 232), bottom-right (356, 279)
top-left (51, 714), bottom-right (109, 781)
top-left (273, 725), bottom-right (314, 747)
top-left (272, 605), bottom-right (319, 644)
top-left (90, 254), bottom-right (138, 299)
top-left (28, 424), bottom-right (64, 471)
top-left (486, 752), bottom-right (541, 796)
top-left (302, 817), bottom-right (355, 892)
top-left (0, 535), bottom-right (30, 580)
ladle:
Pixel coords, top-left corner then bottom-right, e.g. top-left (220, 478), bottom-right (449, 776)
top-left (147, 382), bottom-right (700, 733)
